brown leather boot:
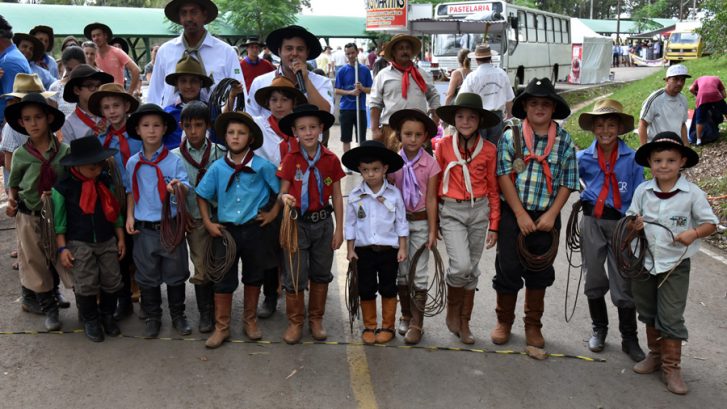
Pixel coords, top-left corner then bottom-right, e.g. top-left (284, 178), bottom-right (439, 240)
top-left (446, 285), bottom-right (464, 335)
top-left (375, 297), bottom-right (398, 344)
top-left (397, 285), bottom-right (411, 336)
top-left (459, 289), bottom-right (476, 345)
top-left (633, 325), bottom-right (662, 374)
top-left (308, 282), bottom-right (328, 341)
top-left (405, 290), bottom-right (426, 345)
top-left (205, 293), bottom-right (232, 349)
top-left (491, 292), bottom-right (518, 345)
top-left (661, 338), bottom-right (688, 395)
top-left (283, 291), bottom-right (305, 344)
top-left (243, 285), bottom-right (262, 340)
top-left (360, 299), bottom-right (377, 345)
top-left (523, 288), bottom-right (546, 348)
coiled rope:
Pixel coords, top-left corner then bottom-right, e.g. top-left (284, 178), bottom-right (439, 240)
top-left (407, 244), bottom-right (446, 317)
top-left (279, 203), bottom-right (301, 293)
top-left (204, 226), bottom-right (237, 283)
top-left (40, 194), bottom-right (56, 265)
top-left (208, 78), bottom-right (246, 143)
top-left (516, 228), bottom-right (560, 272)
top-left (160, 184), bottom-right (189, 252)
top-left (345, 259), bottom-right (359, 334)
top-left (563, 201), bottom-right (583, 323)
top-left (105, 157), bottom-right (126, 213)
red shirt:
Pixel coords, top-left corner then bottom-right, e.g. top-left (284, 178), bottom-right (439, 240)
top-left (277, 145), bottom-right (345, 212)
top-left (241, 57), bottom-right (276, 91)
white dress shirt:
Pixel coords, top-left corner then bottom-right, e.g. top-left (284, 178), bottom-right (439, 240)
top-left (459, 63), bottom-right (514, 114)
top-left (246, 68), bottom-right (335, 118)
top-left (345, 179), bottom-right (409, 247)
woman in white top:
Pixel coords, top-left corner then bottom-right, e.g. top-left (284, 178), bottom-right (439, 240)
top-left (445, 48), bottom-right (471, 106)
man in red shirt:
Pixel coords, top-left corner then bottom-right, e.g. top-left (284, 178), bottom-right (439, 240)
top-left (240, 37), bottom-right (275, 94)
top-left (689, 75), bottom-right (727, 145)
top-left (84, 22), bottom-right (141, 95)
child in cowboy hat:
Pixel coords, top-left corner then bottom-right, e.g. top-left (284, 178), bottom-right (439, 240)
top-left (13, 32), bottom-right (56, 90)
top-left (627, 131), bottom-right (717, 395)
top-left (163, 54), bottom-right (214, 149)
top-left (492, 77), bottom-right (579, 349)
top-left (60, 64), bottom-right (114, 142)
top-left (195, 111), bottom-right (281, 348)
top-left (343, 140), bottom-right (408, 345)
top-left (576, 99), bottom-right (645, 361)
top-left (434, 93), bottom-right (501, 345)
top-left (29, 25), bottom-right (59, 79)
top-left (5, 93), bottom-right (69, 331)
top-left (387, 109), bottom-right (441, 345)
top-left (52, 136), bottom-right (126, 342)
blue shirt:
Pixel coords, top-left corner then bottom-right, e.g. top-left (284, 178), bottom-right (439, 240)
top-left (195, 153), bottom-right (280, 225)
top-left (577, 139), bottom-right (644, 215)
top-left (125, 145), bottom-right (190, 222)
top-left (335, 63), bottom-right (372, 111)
top-left (30, 62), bottom-right (56, 90)
top-left (0, 44), bottom-right (32, 123)
top-left (163, 101), bottom-right (186, 150)
top-left (99, 129), bottom-right (143, 191)
top-left (42, 54), bottom-right (59, 79)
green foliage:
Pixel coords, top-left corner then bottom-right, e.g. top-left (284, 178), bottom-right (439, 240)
top-left (698, 0), bottom-right (727, 53)
top-left (631, 0), bottom-right (669, 32)
top-left (217, 0), bottom-right (310, 39)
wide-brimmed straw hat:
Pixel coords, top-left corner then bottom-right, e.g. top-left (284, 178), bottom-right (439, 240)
top-left (383, 34), bottom-right (421, 61)
top-left (165, 0), bottom-right (218, 25)
top-left (83, 22), bottom-right (112, 40)
top-left (512, 77), bottom-right (571, 120)
top-left (5, 93), bottom-right (65, 135)
top-left (29, 25), bottom-right (54, 52)
top-left (342, 140), bottom-right (404, 173)
top-left (389, 109), bottom-right (438, 138)
top-left (60, 136), bottom-right (117, 167)
top-left (278, 104), bottom-right (335, 136)
top-left (63, 64), bottom-right (114, 103)
top-left (164, 54), bottom-right (213, 88)
top-left (468, 43), bottom-right (493, 59)
top-left (12, 33), bottom-right (44, 62)
top-left (254, 76), bottom-right (307, 111)
top-left (214, 111), bottom-right (263, 150)
top-left (2, 73), bottom-right (55, 99)
top-left (266, 25), bottom-right (322, 60)
top-left (635, 131), bottom-right (699, 168)
top-left (436, 92), bottom-right (500, 128)
top-left (88, 83), bottom-right (140, 117)
top-left (127, 104), bottom-right (178, 140)
top-left (578, 98), bottom-right (634, 135)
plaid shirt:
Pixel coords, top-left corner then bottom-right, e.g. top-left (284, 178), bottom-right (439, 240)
top-left (496, 123), bottom-right (579, 211)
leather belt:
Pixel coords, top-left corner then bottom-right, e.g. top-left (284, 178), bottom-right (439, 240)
top-left (582, 202), bottom-right (622, 221)
top-left (357, 245), bottom-right (395, 253)
top-left (135, 221), bottom-right (162, 231)
top-left (301, 205), bottom-right (333, 224)
top-left (17, 202), bottom-right (41, 217)
top-left (440, 196), bottom-right (486, 204)
top-left (406, 211), bottom-right (428, 221)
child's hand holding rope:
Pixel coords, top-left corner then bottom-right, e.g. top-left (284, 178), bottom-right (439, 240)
top-left (674, 229), bottom-right (700, 246)
top-left (535, 210), bottom-right (557, 232)
top-left (5, 197), bottom-right (17, 217)
top-left (204, 219), bottom-right (224, 238)
top-left (280, 194), bottom-right (296, 207)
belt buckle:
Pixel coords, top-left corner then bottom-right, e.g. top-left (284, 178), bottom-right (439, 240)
top-left (319, 209), bottom-right (328, 221)
top-left (310, 211), bottom-right (320, 223)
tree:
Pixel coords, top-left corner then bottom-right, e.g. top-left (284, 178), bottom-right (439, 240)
top-left (217, 0), bottom-right (311, 39)
top-left (699, 0), bottom-right (727, 52)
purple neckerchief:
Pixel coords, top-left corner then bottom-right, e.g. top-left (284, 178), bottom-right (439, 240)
top-left (399, 148), bottom-right (424, 210)
top-left (244, 56), bottom-right (259, 66)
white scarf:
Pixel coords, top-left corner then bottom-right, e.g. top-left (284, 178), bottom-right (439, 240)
top-left (441, 132), bottom-right (483, 206)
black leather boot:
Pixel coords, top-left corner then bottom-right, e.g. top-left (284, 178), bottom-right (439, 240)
top-left (51, 266), bottom-right (70, 308)
top-left (76, 294), bottom-right (104, 342)
top-left (21, 286), bottom-right (43, 315)
top-left (257, 268), bottom-right (278, 319)
top-left (99, 291), bottom-right (121, 337)
top-left (35, 291), bottom-right (61, 331)
top-left (114, 262), bottom-right (134, 320)
top-left (588, 297), bottom-right (608, 352)
top-left (619, 307), bottom-right (646, 362)
top-left (195, 284), bottom-right (214, 333)
top-left (168, 284), bottom-right (192, 336)
top-left (140, 286), bottom-right (163, 338)
top-left (113, 295), bottom-right (134, 321)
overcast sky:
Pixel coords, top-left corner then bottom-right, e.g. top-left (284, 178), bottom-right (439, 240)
top-left (303, 0), bottom-right (367, 17)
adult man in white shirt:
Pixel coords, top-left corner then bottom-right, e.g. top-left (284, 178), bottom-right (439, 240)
top-left (639, 64), bottom-right (690, 145)
top-left (147, 0), bottom-right (244, 106)
top-left (332, 46), bottom-right (347, 75)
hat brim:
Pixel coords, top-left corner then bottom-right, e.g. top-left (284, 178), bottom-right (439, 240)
top-left (278, 110), bottom-right (335, 137)
top-left (578, 111), bottom-right (635, 135)
top-left (512, 91), bottom-right (571, 120)
top-left (254, 86), bottom-right (307, 112)
top-left (389, 109), bottom-right (438, 138)
top-left (634, 141), bottom-right (699, 169)
top-left (3, 91), bottom-right (56, 99)
top-left (436, 105), bottom-right (501, 129)
top-left (384, 36), bottom-right (422, 61)
top-left (13, 34), bottom-right (45, 62)
top-left (63, 71), bottom-right (115, 103)
top-left (164, 72), bottom-right (214, 89)
top-left (127, 109), bottom-right (179, 140)
top-left (83, 23), bottom-right (112, 41)
top-left (243, 41), bottom-right (265, 47)
top-left (30, 26), bottom-right (55, 52)
top-left (60, 148), bottom-right (117, 167)
top-left (165, 0), bottom-right (219, 25)
top-left (341, 145), bottom-right (404, 174)
top-left (266, 26), bottom-right (322, 60)
top-left (5, 99), bottom-right (65, 135)
top-left (213, 112), bottom-right (263, 150)
top-left (87, 90), bottom-right (140, 117)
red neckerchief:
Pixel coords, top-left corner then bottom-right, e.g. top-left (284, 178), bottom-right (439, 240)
top-left (70, 167), bottom-right (120, 222)
top-left (522, 119), bottom-right (557, 194)
top-left (389, 61), bottom-right (427, 99)
top-left (179, 138), bottom-right (212, 185)
top-left (268, 115), bottom-right (298, 160)
top-left (75, 107), bottom-right (107, 137)
top-left (132, 148), bottom-right (169, 203)
top-left (224, 149), bottom-right (255, 192)
top-left (103, 125), bottom-right (131, 166)
top-left (23, 137), bottom-right (59, 193)
top-left (594, 144), bottom-right (621, 218)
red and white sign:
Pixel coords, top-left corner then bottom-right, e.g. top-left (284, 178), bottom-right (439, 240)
top-left (447, 3), bottom-right (491, 16)
top-left (367, 0), bottom-right (408, 31)
top-left (568, 44), bottom-right (582, 84)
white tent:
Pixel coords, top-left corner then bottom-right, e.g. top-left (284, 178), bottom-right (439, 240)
top-left (569, 18), bottom-right (612, 84)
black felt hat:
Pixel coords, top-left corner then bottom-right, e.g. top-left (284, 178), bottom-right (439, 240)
top-left (635, 131), bottom-right (699, 169)
top-left (278, 104), bottom-right (335, 136)
top-left (389, 109), bottom-right (438, 139)
top-left (266, 25), bottom-right (322, 60)
top-left (12, 33), bottom-right (44, 62)
top-left (29, 25), bottom-right (54, 52)
top-left (165, 0), bottom-right (219, 25)
top-left (60, 136), bottom-right (117, 166)
top-left (109, 36), bottom-right (129, 54)
top-left (213, 111), bottom-right (263, 150)
top-left (127, 103), bottom-right (178, 140)
top-left (83, 22), bottom-right (112, 41)
top-left (436, 92), bottom-right (500, 128)
top-left (512, 77), bottom-right (571, 120)
top-left (63, 64), bottom-right (114, 103)
top-left (341, 140), bottom-right (404, 174)
top-left (5, 93), bottom-right (65, 135)
top-left (242, 37), bottom-right (265, 47)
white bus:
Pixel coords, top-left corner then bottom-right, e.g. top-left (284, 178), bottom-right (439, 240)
top-left (431, 1), bottom-right (572, 86)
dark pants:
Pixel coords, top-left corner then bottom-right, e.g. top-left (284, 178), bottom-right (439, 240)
top-left (631, 259), bottom-right (690, 340)
top-left (340, 110), bottom-right (368, 143)
top-left (118, 233), bottom-right (135, 300)
top-left (214, 223), bottom-right (267, 293)
top-left (689, 100), bottom-right (727, 144)
top-left (493, 201), bottom-right (561, 293)
top-left (478, 111), bottom-right (504, 145)
top-left (356, 246), bottom-right (398, 300)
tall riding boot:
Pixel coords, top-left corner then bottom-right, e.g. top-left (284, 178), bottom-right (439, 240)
top-left (375, 297), bottom-right (397, 344)
top-left (21, 286), bottom-right (43, 315)
top-left (37, 291), bottom-right (61, 331)
top-left (404, 290), bottom-right (426, 345)
top-left (523, 288), bottom-right (546, 348)
top-left (587, 297), bottom-right (609, 352)
top-left (308, 282), bottom-right (329, 341)
top-left (99, 291), bottom-right (121, 337)
top-left (661, 338), bottom-right (688, 394)
top-left (51, 266), bottom-right (70, 308)
top-left (446, 285), bottom-right (464, 335)
top-left (459, 289), bottom-right (476, 345)
top-left (491, 292), bottom-right (518, 345)
top-left (633, 325), bottom-right (662, 374)
top-left (243, 285), bottom-right (262, 340)
top-left (114, 267), bottom-right (134, 321)
top-left (283, 291), bottom-right (305, 344)
top-left (618, 307), bottom-right (646, 362)
top-left (397, 285), bottom-right (411, 335)
top-left (167, 284), bottom-right (192, 335)
top-left (194, 284), bottom-right (215, 333)
top-left (360, 299), bottom-right (377, 345)
top-left (258, 268), bottom-right (279, 319)
top-left (75, 294), bottom-right (103, 342)
top-left (206, 293), bottom-right (232, 348)
top-left (139, 286), bottom-right (163, 338)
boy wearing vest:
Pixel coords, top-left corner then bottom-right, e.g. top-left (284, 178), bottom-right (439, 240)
top-left (196, 112), bottom-right (281, 348)
top-left (164, 54), bottom-right (213, 150)
top-left (387, 109), bottom-right (441, 345)
top-left (576, 99), bottom-right (645, 361)
top-left (343, 141), bottom-right (408, 345)
top-left (277, 104), bottom-right (345, 344)
top-left (493, 78), bottom-right (579, 348)
top-left (60, 64), bottom-right (114, 141)
top-left (171, 101), bottom-right (225, 333)
top-left (53, 137), bottom-right (125, 342)
top-left (125, 104), bottom-right (192, 338)
top-left (6, 93), bottom-right (70, 330)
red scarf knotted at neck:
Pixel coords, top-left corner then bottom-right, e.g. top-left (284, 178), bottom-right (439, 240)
top-left (522, 119), bottom-right (557, 194)
top-left (75, 107), bottom-right (107, 137)
top-left (132, 148), bottom-right (169, 203)
top-left (24, 138), bottom-right (59, 193)
top-left (70, 167), bottom-right (120, 222)
top-left (224, 149), bottom-right (255, 192)
top-left (390, 61), bottom-right (427, 99)
top-left (594, 144), bottom-right (621, 218)
top-left (103, 125), bottom-right (131, 166)
top-left (179, 138), bottom-right (212, 185)
top-left (268, 115), bottom-right (298, 160)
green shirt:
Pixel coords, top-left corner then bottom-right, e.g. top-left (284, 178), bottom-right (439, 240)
top-left (8, 137), bottom-right (69, 211)
top-left (171, 138), bottom-right (225, 220)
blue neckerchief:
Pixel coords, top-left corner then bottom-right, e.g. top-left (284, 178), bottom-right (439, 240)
top-left (300, 145), bottom-right (323, 214)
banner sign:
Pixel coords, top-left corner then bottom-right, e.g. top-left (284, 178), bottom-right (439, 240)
top-left (367, 0), bottom-right (408, 31)
top-left (568, 44), bottom-right (582, 84)
top-left (629, 53), bottom-right (668, 67)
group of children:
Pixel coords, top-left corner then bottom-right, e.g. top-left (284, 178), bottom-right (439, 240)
top-left (5, 61), bottom-right (717, 395)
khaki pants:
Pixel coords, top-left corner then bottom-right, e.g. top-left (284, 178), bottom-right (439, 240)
top-left (67, 238), bottom-right (123, 296)
top-left (187, 220), bottom-right (211, 285)
top-left (439, 199), bottom-right (490, 290)
top-left (17, 212), bottom-right (55, 293)
top-left (397, 219), bottom-right (430, 290)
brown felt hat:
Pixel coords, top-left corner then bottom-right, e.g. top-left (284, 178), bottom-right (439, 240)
top-left (165, 0), bottom-right (219, 25)
top-left (254, 76), bottom-right (307, 110)
top-left (88, 83), bottom-right (140, 117)
top-left (164, 54), bottom-right (213, 88)
top-left (2, 73), bottom-right (55, 99)
top-left (578, 99), bottom-right (634, 135)
top-left (5, 93), bottom-right (65, 135)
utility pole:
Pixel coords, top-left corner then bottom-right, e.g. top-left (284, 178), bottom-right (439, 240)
top-left (590, 0), bottom-right (593, 19)
top-left (615, 0), bottom-right (621, 42)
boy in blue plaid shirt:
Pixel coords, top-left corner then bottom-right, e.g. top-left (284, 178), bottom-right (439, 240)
top-left (491, 78), bottom-right (579, 348)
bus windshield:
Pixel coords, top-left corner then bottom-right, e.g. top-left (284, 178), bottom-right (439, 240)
top-left (669, 32), bottom-right (699, 44)
top-left (433, 33), bottom-right (484, 56)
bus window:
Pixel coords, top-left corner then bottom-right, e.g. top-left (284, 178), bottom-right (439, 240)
top-left (526, 13), bottom-right (536, 42)
top-left (518, 11), bottom-right (527, 42)
top-left (562, 19), bottom-right (570, 43)
top-left (546, 16), bottom-right (554, 42)
top-left (536, 15), bottom-right (546, 43)
top-left (553, 18), bottom-right (561, 43)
